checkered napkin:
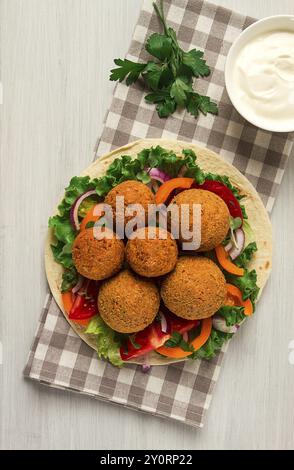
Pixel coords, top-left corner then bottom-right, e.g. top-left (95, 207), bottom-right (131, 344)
top-left (24, 0), bottom-right (293, 428)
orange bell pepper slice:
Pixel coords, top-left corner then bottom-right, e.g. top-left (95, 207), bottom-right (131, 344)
top-left (215, 244), bottom-right (244, 277)
top-left (156, 317), bottom-right (212, 358)
top-left (226, 284), bottom-right (253, 316)
top-left (62, 291), bottom-right (74, 315)
top-left (155, 177), bottom-right (194, 205)
top-left (61, 291), bottom-right (90, 327)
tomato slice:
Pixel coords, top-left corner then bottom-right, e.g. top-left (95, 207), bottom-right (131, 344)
top-left (62, 292), bottom-right (91, 327)
top-left (120, 310), bottom-right (199, 361)
top-left (194, 180), bottom-right (243, 221)
top-left (68, 281), bottom-right (100, 321)
top-left (164, 308), bottom-right (199, 335)
top-left (120, 322), bottom-right (169, 361)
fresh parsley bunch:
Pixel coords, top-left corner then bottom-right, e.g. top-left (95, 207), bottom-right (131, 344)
top-left (110, 1), bottom-right (218, 119)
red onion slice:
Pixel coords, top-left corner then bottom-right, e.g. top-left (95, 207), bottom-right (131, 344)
top-left (159, 311), bottom-right (168, 333)
top-left (225, 241), bottom-right (233, 252)
top-left (229, 228), bottom-right (245, 260)
top-left (142, 363), bottom-right (151, 373)
top-left (70, 190), bottom-right (97, 231)
top-left (212, 315), bottom-right (239, 334)
top-left (72, 275), bottom-right (85, 294)
top-left (149, 168), bottom-right (171, 184)
top-left (182, 331), bottom-right (189, 342)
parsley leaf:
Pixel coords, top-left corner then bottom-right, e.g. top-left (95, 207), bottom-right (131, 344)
top-left (145, 90), bottom-right (178, 117)
top-left (145, 33), bottom-right (173, 61)
top-left (182, 50), bottom-right (210, 77)
top-left (156, 97), bottom-right (177, 118)
top-left (129, 335), bottom-right (141, 350)
top-left (165, 331), bottom-right (194, 353)
top-left (143, 62), bottom-right (165, 91)
top-left (170, 77), bottom-right (192, 106)
top-left (110, 59), bottom-right (146, 86)
top-left (187, 92), bottom-right (218, 117)
top-left (109, 1), bottom-right (218, 120)
top-left (145, 90), bottom-right (170, 104)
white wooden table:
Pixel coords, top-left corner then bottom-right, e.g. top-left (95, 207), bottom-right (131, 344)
top-left (1, 0), bottom-right (294, 450)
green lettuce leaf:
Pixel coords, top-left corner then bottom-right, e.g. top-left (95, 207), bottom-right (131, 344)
top-left (182, 149), bottom-right (206, 183)
top-left (235, 242), bottom-right (258, 268)
top-left (243, 219), bottom-right (255, 245)
top-left (218, 305), bottom-right (245, 327)
top-left (227, 269), bottom-right (260, 302)
top-left (85, 316), bottom-right (124, 367)
top-left (49, 216), bottom-right (76, 245)
top-left (61, 266), bottom-right (78, 293)
top-left (57, 176), bottom-right (96, 217)
top-left (50, 240), bottom-right (74, 269)
top-left (94, 175), bottom-right (116, 197)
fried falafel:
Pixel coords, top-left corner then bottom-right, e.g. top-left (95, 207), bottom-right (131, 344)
top-left (161, 256), bottom-right (226, 320)
top-left (72, 228), bottom-right (124, 281)
top-left (98, 269), bottom-right (160, 333)
top-left (126, 226), bottom-right (178, 277)
top-left (104, 180), bottom-right (155, 229)
top-left (170, 189), bottom-right (230, 252)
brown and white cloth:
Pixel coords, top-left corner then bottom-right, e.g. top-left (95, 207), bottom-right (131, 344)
top-left (24, 0), bottom-right (293, 428)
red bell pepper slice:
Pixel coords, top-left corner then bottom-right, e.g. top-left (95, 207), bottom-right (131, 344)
top-left (194, 180), bottom-right (243, 221)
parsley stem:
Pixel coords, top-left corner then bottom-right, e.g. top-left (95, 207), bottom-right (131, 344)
top-left (153, 1), bottom-right (169, 36)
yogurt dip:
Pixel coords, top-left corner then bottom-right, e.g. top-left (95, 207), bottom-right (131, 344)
top-left (231, 30), bottom-right (294, 131)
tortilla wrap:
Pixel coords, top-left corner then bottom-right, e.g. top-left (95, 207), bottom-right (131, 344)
top-left (45, 139), bottom-right (272, 366)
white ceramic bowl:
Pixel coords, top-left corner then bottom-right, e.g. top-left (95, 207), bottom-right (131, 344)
top-left (225, 15), bottom-right (294, 133)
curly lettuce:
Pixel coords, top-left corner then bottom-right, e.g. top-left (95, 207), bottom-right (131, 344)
top-left (85, 316), bottom-right (124, 367)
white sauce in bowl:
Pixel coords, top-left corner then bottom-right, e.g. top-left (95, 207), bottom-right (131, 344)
top-left (232, 30), bottom-right (294, 130)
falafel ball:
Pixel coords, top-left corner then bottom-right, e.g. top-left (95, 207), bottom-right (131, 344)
top-left (170, 189), bottom-right (230, 252)
top-left (126, 226), bottom-right (178, 277)
top-left (72, 228), bottom-right (124, 281)
top-left (104, 180), bottom-right (155, 228)
top-left (161, 256), bottom-right (226, 320)
top-left (98, 270), bottom-right (160, 333)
